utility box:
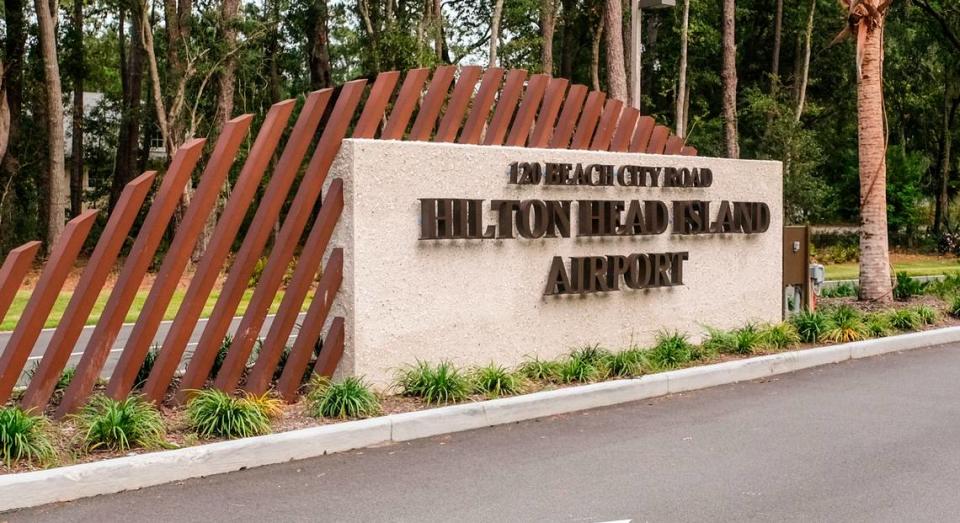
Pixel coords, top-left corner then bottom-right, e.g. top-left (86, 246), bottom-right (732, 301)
top-left (783, 226), bottom-right (811, 316)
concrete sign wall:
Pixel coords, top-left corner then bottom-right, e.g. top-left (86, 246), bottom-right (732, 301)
top-left (328, 139), bottom-right (783, 387)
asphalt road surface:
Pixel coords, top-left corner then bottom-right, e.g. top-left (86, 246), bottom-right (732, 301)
top-left (3, 313), bottom-right (305, 385)
top-left (8, 344), bottom-right (960, 522)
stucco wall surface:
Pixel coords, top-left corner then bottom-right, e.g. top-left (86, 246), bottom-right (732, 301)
top-left (326, 139), bottom-right (783, 387)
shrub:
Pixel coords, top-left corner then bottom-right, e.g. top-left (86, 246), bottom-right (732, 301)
top-left (602, 349), bottom-right (645, 378)
top-left (243, 392), bottom-right (285, 419)
top-left (913, 305), bottom-right (939, 325)
top-left (518, 356), bottom-right (562, 383)
top-left (699, 327), bottom-right (736, 357)
top-left (888, 308), bottom-right (922, 331)
top-left (557, 351), bottom-right (604, 383)
top-left (791, 310), bottom-right (833, 343)
top-left (949, 295), bottom-right (960, 318)
top-left (76, 395), bottom-right (166, 451)
top-left (699, 325), bottom-right (761, 355)
top-left (569, 345), bottom-right (611, 366)
top-left (730, 324), bottom-right (763, 355)
top-left (0, 407), bottom-right (56, 466)
top-left (211, 336), bottom-right (232, 378)
top-left (761, 323), bottom-right (801, 350)
top-left (186, 389), bottom-right (271, 439)
top-left (306, 376), bottom-right (381, 419)
top-left (823, 306), bottom-right (867, 343)
top-left (821, 282), bottom-right (859, 299)
top-left (894, 272), bottom-right (926, 301)
top-left (135, 345), bottom-right (159, 389)
top-left (926, 274), bottom-right (960, 298)
top-left (396, 361), bottom-right (471, 404)
top-left (864, 313), bottom-right (893, 338)
top-left (647, 331), bottom-right (693, 370)
top-left (471, 364), bottom-right (524, 398)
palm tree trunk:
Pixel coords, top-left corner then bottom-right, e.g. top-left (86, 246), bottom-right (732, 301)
top-left (857, 16), bottom-right (892, 301)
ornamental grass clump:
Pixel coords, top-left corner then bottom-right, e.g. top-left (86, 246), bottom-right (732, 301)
top-left (602, 349), bottom-right (646, 378)
top-left (76, 395), bottom-right (166, 451)
top-left (949, 295), bottom-right (960, 318)
top-left (518, 356), bottom-right (563, 383)
top-left (864, 313), bottom-right (893, 338)
top-left (760, 323), bottom-right (801, 351)
top-left (913, 305), bottom-right (939, 325)
top-left (0, 407), bottom-right (56, 466)
top-left (699, 327), bottom-right (736, 358)
top-left (790, 309), bottom-right (833, 343)
top-left (186, 389), bottom-right (271, 439)
top-left (306, 376), bottom-right (381, 419)
top-left (888, 308), bottom-right (922, 331)
top-left (471, 364), bottom-right (524, 398)
top-left (396, 361), bottom-right (471, 404)
top-left (823, 305), bottom-right (867, 343)
top-left (557, 350), bottom-right (604, 383)
top-left (647, 331), bottom-right (693, 370)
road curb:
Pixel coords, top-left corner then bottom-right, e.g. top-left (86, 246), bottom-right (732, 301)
top-left (3, 326), bottom-right (959, 511)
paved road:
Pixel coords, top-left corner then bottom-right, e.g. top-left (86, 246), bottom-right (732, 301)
top-left (3, 313), bottom-right (306, 385)
top-left (9, 344), bottom-right (960, 522)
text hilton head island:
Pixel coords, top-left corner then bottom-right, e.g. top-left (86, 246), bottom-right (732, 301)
top-left (418, 161), bottom-right (771, 296)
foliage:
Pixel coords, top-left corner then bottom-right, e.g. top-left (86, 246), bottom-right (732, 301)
top-left (950, 295), bottom-right (960, 318)
top-left (135, 345), bottom-right (159, 389)
top-left (887, 309), bottom-right (923, 331)
top-left (471, 364), bottom-right (524, 398)
top-left (24, 363), bottom-right (74, 391)
top-left (396, 361), bottom-right (471, 404)
top-left (821, 282), bottom-right (859, 299)
top-left (700, 325), bottom-right (762, 355)
top-left (926, 274), bottom-right (960, 298)
top-left (76, 395), bottom-right (166, 451)
top-left (186, 390), bottom-right (272, 439)
top-left (823, 306), bottom-right (867, 343)
top-left (791, 310), bottom-right (833, 343)
top-left (894, 272), bottom-right (927, 301)
top-left (306, 376), bottom-right (381, 419)
top-left (601, 349), bottom-right (646, 378)
top-left (864, 313), bottom-right (893, 338)
top-left (761, 323), bottom-right (801, 350)
top-left (913, 305), bottom-right (939, 325)
top-left (647, 331), bottom-right (693, 370)
top-left (557, 350), bottom-right (605, 383)
top-left (210, 335), bottom-right (232, 379)
top-left (243, 392), bottom-right (285, 419)
top-left (518, 356), bottom-right (563, 383)
top-left (0, 408), bottom-right (56, 466)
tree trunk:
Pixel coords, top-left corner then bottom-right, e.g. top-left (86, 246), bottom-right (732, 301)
top-left (720, 0), bottom-right (739, 159)
top-left (591, 13), bottom-right (603, 91)
top-left (267, 0), bottom-right (281, 102)
top-left (559, 0), bottom-right (576, 79)
top-left (110, 6), bottom-right (146, 211)
top-left (676, 0), bottom-right (690, 138)
top-left (857, 14), bottom-right (892, 302)
top-left (541, 0), bottom-right (557, 74)
top-left (1, 0), bottom-right (24, 216)
top-left (769, 0), bottom-right (782, 95)
top-left (70, 0), bottom-right (84, 217)
top-left (489, 0), bottom-right (505, 66)
top-left (641, 11), bottom-right (658, 111)
top-left (35, 0), bottom-right (66, 246)
top-left (603, 0), bottom-right (628, 101)
top-left (936, 90), bottom-right (959, 233)
top-left (795, 0), bottom-right (815, 122)
top-left (217, 0), bottom-right (240, 125)
top-left (308, 0), bottom-right (332, 89)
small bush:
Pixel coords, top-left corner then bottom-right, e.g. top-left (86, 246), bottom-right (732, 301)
top-left (761, 323), bottom-right (801, 350)
top-left (864, 313), bottom-right (893, 338)
top-left (306, 376), bottom-right (381, 419)
top-left (821, 282), bottom-right (859, 298)
top-left (557, 351), bottom-right (604, 383)
top-left (186, 389), bottom-right (271, 439)
top-left (602, 349), bottom-right (645, 378)
top-left (471, 364), bottom-right (524, 398)
top-left (699, 327), bottom-right (736, 358)
top-left (647, 331), bottom-right (693, 370)
top-left (894, 272), bottom-right (926, 301)
top-left (243, 392), bottom-right (285, 419)
top-left (0, 407), bottom-right (56, 466)
top-left (76, 395), bottom-right (166, 451)
top-left (569, 345), bottom-right (611, 366)
top-left (396, 361), bottom-right (471, 404)
top-left (913, 305), bottom-right (939, 325)
top-left (730, 324), bottom-right (763, 355)
top-left (888, 309), bottom-right (922, 331)
top-left (699, 325), bottom-right (761, 355)
top-left (949, 295), bottom-right (960, 318)
top-left (823, 306), bottom-right (867, 343)
top-left (518, 356), bottom-right (562, 383)
top-left (791, 310), bottom-right (833, 343)
top-left (926, 274), bottom-right (960, 298)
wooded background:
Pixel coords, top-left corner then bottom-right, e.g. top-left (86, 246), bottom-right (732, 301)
top-left (0, 0), bottom-right (956, 258)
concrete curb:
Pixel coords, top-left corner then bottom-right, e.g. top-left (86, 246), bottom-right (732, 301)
top-left (3, 326), bottom-right (959, 511)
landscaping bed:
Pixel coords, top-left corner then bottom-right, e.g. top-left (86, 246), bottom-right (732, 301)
top-left (3, 286), bottom-right (960, 475)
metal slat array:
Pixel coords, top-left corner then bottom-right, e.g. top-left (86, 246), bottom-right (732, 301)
top-left (0, 67), bottom-right (698, 414)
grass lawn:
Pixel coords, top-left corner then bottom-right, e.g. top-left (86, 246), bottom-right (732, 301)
top-left (826, 255), bottom-right (960, 280)
top-left (0, 288), bottom-right (312, 332)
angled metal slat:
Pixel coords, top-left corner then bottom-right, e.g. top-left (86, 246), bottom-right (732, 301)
top-left (482, 69), bottom-right (527, 146)
top-left (629, 116), bottom-right (656, 152)
top-left (570, 91), bottom-right (606, 149)
top-left (504, 74), bottom-right (550, 147)
top-left (434, 66), bottom-right (483, 143)
top-left (381, 68), bottom-right (430, 140)
top-left (681, 145), bottom-right (698, 156)
top-left (457, 67), bottom-right (504, 145)
top-left (590, 99), bottom-right (624, 151)
top-left (312, 316), bottom-right (345, 378)
top-left (528, 78), bottom-right (569, 148)
top-left (548, 84), bottom-right (588, 149)
top-left (609, 107), bottom-right (640, 152)
top-left (0, 241), bottom-right (42, 324)
top-left (646, 125), bottom-right (670, 154)
top-left (353, 71), bottom-right (401, 139)
top-left (407, 65), bottom-right (457, 141)
top-left (665, 135), bottom-right (685, 155)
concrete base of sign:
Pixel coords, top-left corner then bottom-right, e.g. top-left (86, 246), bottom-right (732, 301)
top-left (328, 140), bottom-right (783, 387)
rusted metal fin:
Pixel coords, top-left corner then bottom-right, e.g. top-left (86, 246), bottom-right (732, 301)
top-left (0, 241), bottom-right (42, 326)
top-left (483, 69), bottom-right (527, 146)
top-left (243, 180), bottom-right (344, 395)
top-left (0, 210), bottom-right (98, 404)
top-left (275, 249), bottom-right (343, 402)
top-left (609, 107), bottom-right (640, 152)
top-left (143, 91), bottom-right (331, 404)
top-left (570, 91), bottom-right (606, 149)
top-left (20, 172), bottom-right (156, 411)
top-left (56, 139), bottom-right (206, 417)
top-left (528, 78), bottom-right (570, 148)
top-left (434, 66), bottom-right (483, 143)
top-left (646, 125), bottom-right (670, 154)
top-left (407, 65), bottom-right (457, 141)
top-left (313, 317), bottom-right (345, 378)
top-left (457, 67), bottom-right (505, 145)
top-left (354, 71), bottom-right (401, 139)
top-left (381, 68), bottom-right (430, 140)
top-left (629, 116), bottom-right (656, 153)
top-left (664, 135), bottom-right (685, 155)
top-left (681, 145), bottom-right (698, 156)
top-left (548, 84), bottom-right (588, 149)
top-left (505, 74), bottom-right (550, 147)
top-left (590, 99), bottom-right (624, 151)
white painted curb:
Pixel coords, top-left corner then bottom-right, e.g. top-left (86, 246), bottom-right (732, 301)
top-left (3, 326), bottom-right (959, 511)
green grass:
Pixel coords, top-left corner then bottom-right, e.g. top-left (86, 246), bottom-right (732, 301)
top-left (825, 258), bottom-right (960, 281)
top-left (75, 395), bottom-right (167, 451)
top-left (0, 288), bottom-right (309, 332)
top-left (306, 376), bottom-right (381, 419)
top-left (186, 389), bottom-right (272, 439)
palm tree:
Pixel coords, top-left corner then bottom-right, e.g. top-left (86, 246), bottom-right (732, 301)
top-left (835, 0), bottom-right (893, 301)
